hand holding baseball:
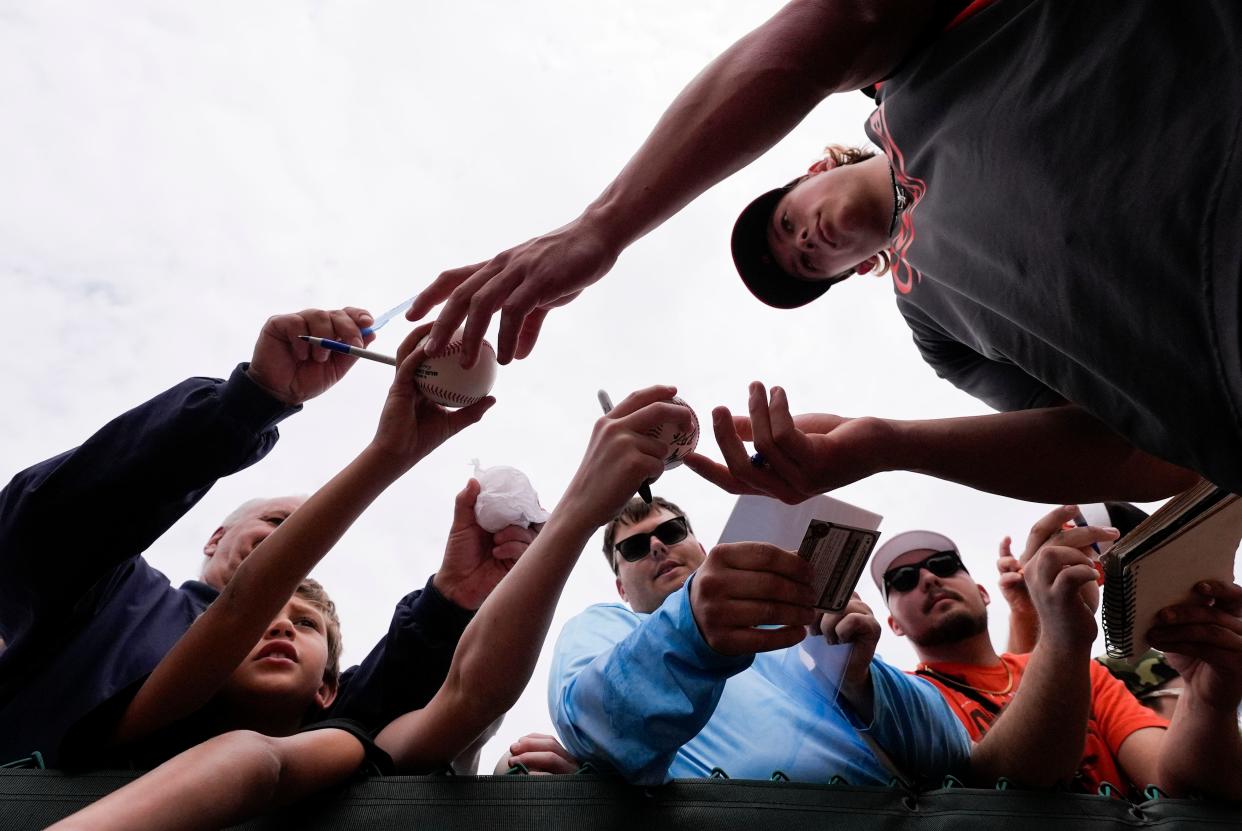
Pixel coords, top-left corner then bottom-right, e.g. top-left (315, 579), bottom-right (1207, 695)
top-left (414, 326), bottom-right (499, 408)
top-left (558, 386), bottom-right (693, 530)
top-left (646, 396), bottom-right (700, 469)
top-left (367, 324), bottom-right (495, 471)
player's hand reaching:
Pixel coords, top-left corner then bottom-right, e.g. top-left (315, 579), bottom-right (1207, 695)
top-left (247, 307), bottom-right (375, 406)
top-left (406, 216), bottom-right (622, 367)
top-left (684, 382), bottom-right (893, 503)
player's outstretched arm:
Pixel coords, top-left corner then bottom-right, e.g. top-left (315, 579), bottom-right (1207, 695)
top-left (685, 384), bottom-right (1199, 504)
top-left (110, 325), bottom-right (494, 747)
top-left (375, 387), bottom-right (691, 771)
top-left (409, 1), bottom-right (936, 367)
top-left (47, 729), bottom-right (364, 831)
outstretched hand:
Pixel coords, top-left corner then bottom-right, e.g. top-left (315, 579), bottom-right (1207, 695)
top-left (434, 479), bottom-right (537, 611)
top-left (407, 217), bottom-right (622, 367)
top-left (368, 323), bottom-right (495, 471)
top-left (683, 382), bottom-right (891, 504)
top-left (247, 307), bottom-right (375, 406)
top-left (996, 534), bottom-right (1033, 615)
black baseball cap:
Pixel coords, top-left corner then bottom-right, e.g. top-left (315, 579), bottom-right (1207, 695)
top-left (730, 180), bottom-right (848, 310)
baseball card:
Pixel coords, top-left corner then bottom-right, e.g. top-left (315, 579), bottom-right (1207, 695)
top-left (718, 494), bottom-right (883, 612)
top-left (796, 519), bottom-right (880, 611)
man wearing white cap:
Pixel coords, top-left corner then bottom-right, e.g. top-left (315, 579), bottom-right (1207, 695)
top-left (876, 526), bottom-right (1242, 800)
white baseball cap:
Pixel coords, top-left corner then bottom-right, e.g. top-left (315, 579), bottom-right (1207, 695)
top-left (869, 529), bottom-right (962, 597)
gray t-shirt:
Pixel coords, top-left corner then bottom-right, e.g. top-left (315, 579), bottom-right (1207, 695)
top-left (866, 0), bottom-right (1242, 490)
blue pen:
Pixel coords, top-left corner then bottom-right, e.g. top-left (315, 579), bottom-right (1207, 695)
top-left (298, 335), bottom-right (397, 366)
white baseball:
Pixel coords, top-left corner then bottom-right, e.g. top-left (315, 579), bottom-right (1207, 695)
top-left (414, 330), bottom-right (498, 408)
top-left (644, 396), bottom-right (699, 469)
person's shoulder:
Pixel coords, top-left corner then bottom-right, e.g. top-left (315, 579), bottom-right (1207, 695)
top-left (871, 654), bottom-right (940, 695)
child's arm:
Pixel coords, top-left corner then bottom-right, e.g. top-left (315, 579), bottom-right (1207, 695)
top-left (48, 728), bottom-right (365, 831)
top-left (111, 325), bottom-right (493, 746)
top-left (375, 386), bottom-right (690, 770)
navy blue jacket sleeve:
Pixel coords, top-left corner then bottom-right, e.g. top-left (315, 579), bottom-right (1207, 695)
top-left (0, 364), bottom-right (296, 648)
top-left (322, 574), bottom-right (475, 734)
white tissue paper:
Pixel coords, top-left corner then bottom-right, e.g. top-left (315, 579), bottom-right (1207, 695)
top-left (472, 459), bottom-right (550, 532)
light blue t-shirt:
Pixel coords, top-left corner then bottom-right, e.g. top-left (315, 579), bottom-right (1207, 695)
top-left (548, 581), bottom-right (970, 785)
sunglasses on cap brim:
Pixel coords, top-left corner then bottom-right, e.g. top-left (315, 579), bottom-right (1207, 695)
top-left (882, 550), bottom-right (965, 596)
top-left (614, 516), bottom-right (690, 563)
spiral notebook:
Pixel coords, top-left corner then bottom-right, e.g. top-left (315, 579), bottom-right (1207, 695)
top-left (1101, 482), bottom-right (1242, 660)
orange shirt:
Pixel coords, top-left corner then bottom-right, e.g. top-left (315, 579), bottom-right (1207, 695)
top-left (914, 653), bottom-right (1167, 796)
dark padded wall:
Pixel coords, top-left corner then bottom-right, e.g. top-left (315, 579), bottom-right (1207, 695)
top-left (4, 771), bottom-right (1242, 830)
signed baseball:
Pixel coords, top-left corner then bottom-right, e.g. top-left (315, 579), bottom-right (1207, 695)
top-left (414, 330), bottom-right (498, 408)
top-left (645, 396), bottom-right (699, 469)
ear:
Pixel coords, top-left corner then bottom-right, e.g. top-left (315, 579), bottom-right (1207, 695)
top-left (203, 527), bottom-right (225, 558)
top-left (853, 256), bottom-right (880, 275)
top-left (977, 584), bottom-right (991, 607)
top-left (314, 679), bottom-right (338, 710)
top-left (615, 577), bottom-right (627, 602)
top-left (806, 158), bottom-right (837, 175)
top-left (887, 614), bottom-right (904, 637)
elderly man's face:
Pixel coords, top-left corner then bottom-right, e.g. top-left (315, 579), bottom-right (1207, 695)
top-left (885, 548), bottom-right (990, 647)
top-left (612, 508), bottom-right (707, 614)
top-left (201, 496), bottom-right (305, 589)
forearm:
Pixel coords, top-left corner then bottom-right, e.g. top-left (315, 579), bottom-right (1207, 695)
top-left (884, 405), bottom-right (1198, 503)
top-left (1157, 692), bottom-right (1242, 798)
top-left (969, 646), bottom-right (1091, 787)
top-left (551, 584), bottom-right (751, 784)
top-left (50, 731), bottom-right (279, 831)
top-left (580, 0), bottom-right (925, 250)
top-left (50, 730), bottom-right (362, 831)
top-left (378, 507), bottom-right (595, 770)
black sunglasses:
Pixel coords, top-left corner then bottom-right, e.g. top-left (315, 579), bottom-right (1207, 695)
top-left (614, 516), bottom-right (690, 563)
top-left (882, 550), bottom-right (965, 596)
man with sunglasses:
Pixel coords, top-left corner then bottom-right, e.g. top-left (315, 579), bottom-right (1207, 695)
top-left (877, 528), bottom-right (1242, 799)
top-left (546, 496), bottom-right (970, 785)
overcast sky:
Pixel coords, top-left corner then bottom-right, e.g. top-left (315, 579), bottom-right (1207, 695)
top-left (1, 1), bottom-right (1176, 772)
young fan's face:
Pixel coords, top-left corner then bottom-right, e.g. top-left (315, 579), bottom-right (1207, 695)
top-left (221, 596), bottom-right (335, 712)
